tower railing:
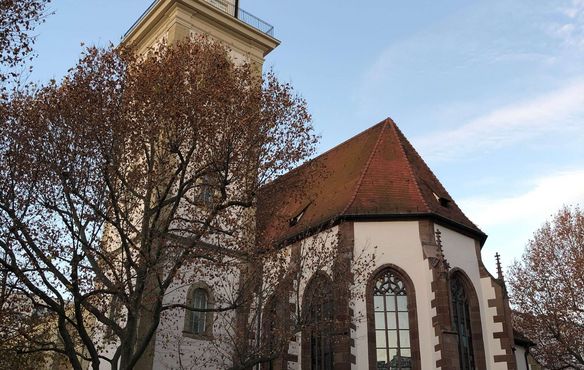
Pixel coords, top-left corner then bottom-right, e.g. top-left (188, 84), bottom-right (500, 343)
top-left (205, 0), bottom-right (274, 36)
top-left (236, 8), bottom-right (274, 36)
top-left (124, 0), bottom-right (274, 39)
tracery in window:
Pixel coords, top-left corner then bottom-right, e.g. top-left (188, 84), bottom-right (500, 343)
top-left (373, 270), bottom-right (412, 370)
top-left (450, 275), bottom-right (475, 370)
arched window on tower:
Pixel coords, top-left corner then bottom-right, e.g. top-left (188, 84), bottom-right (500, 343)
top-left (183, 284), bottom-right (214, 339)
top-left (302, 272), bottom-right (334, 370)
top-left (192, 288), bottom-right (208, 334)
top-left (450, 275), bottom-right (475, 370)
top-left (372, 269), bottom-right (413, 370)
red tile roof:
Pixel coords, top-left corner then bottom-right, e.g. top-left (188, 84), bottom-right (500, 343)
top-left (257, 118), bottom-right (486, 246)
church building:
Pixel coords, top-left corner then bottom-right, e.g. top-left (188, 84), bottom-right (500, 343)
top-left (256, 119), bottom-right (517, 370)
top-left (122, 1), bottom-right (523, 369)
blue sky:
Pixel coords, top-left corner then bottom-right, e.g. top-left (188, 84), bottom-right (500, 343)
top-left (28, 0), bottom-right (584, 275)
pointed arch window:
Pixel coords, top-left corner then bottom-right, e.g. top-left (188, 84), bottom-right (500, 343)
top-left (372, 269), bottom-right (412, 370)
top-left (261, 293), bottom-right (290, 370)
top-left (263, 296), bottom-right (278, 370)
top-left (450, 275), bottom-right (475, 370)
top-left (302, 272), bottom-right (334, 370)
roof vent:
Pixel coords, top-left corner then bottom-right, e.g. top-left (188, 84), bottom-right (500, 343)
top-left (289, 203), bottom-right (311, 227)
top-left (433, 192), bottom-right (451, 208)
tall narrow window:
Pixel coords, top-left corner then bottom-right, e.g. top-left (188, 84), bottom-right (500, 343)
top-left (183, 284), bottom-right (214, 339)
top-left (450, 276), bottom-right (475, 370)
top-left (192, 288), bottom-right (208, 335)
top-left (373, 270), bottom-right (412, 370)
top-left (262, 294), bottom-right (289, 370)
top-left (302, 273), bottom-right (333, 370)
top-left (198, 174), bottom-right (215, 206)
top-left (263, 296), bottom-right (277, 370)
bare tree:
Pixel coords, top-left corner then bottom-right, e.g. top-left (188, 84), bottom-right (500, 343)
top-left (0, 38), bottom-right (317, 370)
top-left (155, 223), bottom-right (374, 370)
top-left (0, 1), bottom-right (53, 368)
top-left (509, 205), bottom-right (584, 369)
top-left (0, 0), bottom-right (51, 95)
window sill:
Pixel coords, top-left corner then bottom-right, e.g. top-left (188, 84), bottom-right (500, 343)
top-left (182, 330), bottom-right (214, 341)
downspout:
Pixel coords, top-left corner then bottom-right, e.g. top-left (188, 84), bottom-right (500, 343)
top-left (235, 0), bottom-right (240, 17)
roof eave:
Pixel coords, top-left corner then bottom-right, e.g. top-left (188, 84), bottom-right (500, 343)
top-left (263, 212), bottom-right (487, 250)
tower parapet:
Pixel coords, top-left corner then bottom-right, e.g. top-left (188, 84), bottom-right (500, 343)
top-left (123, 0), bottom-right (279, 66)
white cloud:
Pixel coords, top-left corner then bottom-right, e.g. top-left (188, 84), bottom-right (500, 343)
top-left (414, 81), bottom-right (584, 161)
top-left (460, 169), bottom-right (584, 229)
top-left (462, 169), bottom-right (584, 271)
top-left (552, 0), bottom-right (584, 48)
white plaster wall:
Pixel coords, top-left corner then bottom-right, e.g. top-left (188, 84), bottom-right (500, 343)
top-left (352, 221), bottom-right (437, 369)
top-left (295, 226), bottom-right (339, 299)
top-left (437, 225), bottom-right (507, 370)
top-left (95, 264), bottom-right (239, 370)
top-left (147, 226), bottom-right (339, 370)
top-left (480, 277), bottom-right (507, 370)
top-left (189, 29), bottom-right (248, 65)
top-left (151, 263), bottom-right (241, 369)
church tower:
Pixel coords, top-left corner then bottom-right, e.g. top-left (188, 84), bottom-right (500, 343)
top-left (119, 2), bottom-right (279, 370)
top-left (123, 0), bottom-right (279, 66)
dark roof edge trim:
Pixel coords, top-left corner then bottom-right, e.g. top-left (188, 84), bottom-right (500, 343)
top-left (268, 213), bottom-right (488, 250)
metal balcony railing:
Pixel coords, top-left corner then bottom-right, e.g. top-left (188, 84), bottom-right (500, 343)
top-left (236, 8), bottom-right (274, 36)
top-left (205, 0), bottom-right (274, 36)
top-left (124, 0), bottom-right (274, 39)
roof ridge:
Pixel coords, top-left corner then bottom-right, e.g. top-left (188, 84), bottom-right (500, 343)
top-left (260, 121), bottom-right (386, 191)
top-left (391, 122), bottom-right (483, 231)
top-left (394, 123), bottom-right (453, 199)
top-left (387, 120), bottom-right (431, 213)
top-left (341, 119), bottom-right (389, 215)
top-left (257, 117), bottom-right (487, 247)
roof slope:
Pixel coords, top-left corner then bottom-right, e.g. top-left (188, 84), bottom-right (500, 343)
top-left (257, 118), bottom-right (485, 246)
